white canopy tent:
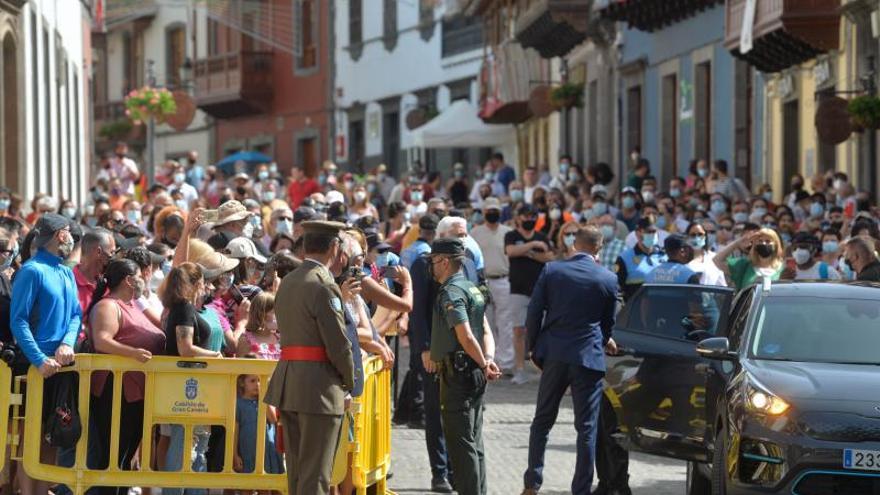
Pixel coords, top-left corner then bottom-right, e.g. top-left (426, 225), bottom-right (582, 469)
top-left (411, 100), bottom-right (517, 157)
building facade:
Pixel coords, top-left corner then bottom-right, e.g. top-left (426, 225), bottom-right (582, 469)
top-left (191, 0), bottom-right (333, 177)
top-left (333, 0), bottom-right (487, 177)
top-left (1, 0), bottom-right (92, 205)
top-left (93, 0), bottom-right (212, 173)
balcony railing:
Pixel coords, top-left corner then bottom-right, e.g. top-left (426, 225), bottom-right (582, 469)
top-left (194, 51), bottom-right (273, 119)
top-left (725, 0), bottom-right (841, 73)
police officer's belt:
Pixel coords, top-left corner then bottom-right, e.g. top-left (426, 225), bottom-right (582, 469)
top-left (280, 346), bottom-right (329, 362)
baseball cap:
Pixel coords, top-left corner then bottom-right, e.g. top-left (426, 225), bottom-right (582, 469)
top-left (663, 234), bottom-right (689, 253)
top-left (482, 197), bottom-right (502, 211)
top-left (621, 186), bottom-right (638, 195)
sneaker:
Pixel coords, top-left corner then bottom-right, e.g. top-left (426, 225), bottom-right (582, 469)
top-left (511, 369), bottom-right (532, 385)
top-left (431, 477), bottom-right (453, 493)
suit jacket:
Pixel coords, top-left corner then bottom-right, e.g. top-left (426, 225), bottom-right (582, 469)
top-left (526, 253), bottom-right (619, 373)
top-left (264, 260), bottom-right (355, 415)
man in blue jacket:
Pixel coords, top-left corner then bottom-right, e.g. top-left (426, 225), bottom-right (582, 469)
top-left (522, 225), bottom-right (619, 495)
top-left (10, 213), bottom-right (81, 495)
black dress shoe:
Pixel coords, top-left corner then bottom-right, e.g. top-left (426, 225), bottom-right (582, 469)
top-left (431, 477), bottom-right (453, 493)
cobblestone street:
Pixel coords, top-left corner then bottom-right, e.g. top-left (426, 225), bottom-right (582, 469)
top-left (389, 349), bottom-right (685, 495)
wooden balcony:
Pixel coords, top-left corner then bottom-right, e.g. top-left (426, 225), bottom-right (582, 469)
top-left (599, 0), bottom-right (724, 32)
top-left (725, 0), bottom-right (841, 73)
top-left (515, 0), bottom-right (590, 58)
top-left (194, 51), bottom-right (273, 119)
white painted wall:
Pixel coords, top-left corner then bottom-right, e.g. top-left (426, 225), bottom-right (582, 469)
top-left (23, 0), bottom-right (89, 207)
top-left (334, 0), bottom-right (485, 161)
top-left (104, 0), bottom-right (211, 164)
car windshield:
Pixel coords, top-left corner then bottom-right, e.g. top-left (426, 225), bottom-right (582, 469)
top-left (751, 296), bottom-right (880, 365)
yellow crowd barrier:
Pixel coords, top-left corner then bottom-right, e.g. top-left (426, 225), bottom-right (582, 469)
top-left (11, 354), bottom-right (393, 495)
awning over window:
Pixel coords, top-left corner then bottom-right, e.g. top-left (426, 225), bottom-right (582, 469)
top-left (725, 0), bottom-right (841, 73)
top-left (598, 0), bottom-right (724, 32)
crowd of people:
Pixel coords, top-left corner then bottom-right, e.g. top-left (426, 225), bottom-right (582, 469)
top-left (0, 137), bottom-right (879, 495)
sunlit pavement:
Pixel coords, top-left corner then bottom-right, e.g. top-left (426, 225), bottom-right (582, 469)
top-left (390, 347), bottom-right (685, 495)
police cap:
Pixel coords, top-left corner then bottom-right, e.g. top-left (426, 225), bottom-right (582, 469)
top-left (663, 233), bottom-right (689, 253)
top-left (430, 237), bottom-right (466, 257)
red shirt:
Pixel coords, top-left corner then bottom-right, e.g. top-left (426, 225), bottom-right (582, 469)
top-left (287, 178), bottom-right (320, 209)
top-left (74, 265), bottom-right (97, 316)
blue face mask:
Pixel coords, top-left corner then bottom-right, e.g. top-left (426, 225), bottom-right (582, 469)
top-left (621, 196), bottom-right (636, 209)
top-left (822, 240), bottom-right (839, 253)
top-left (0, 199), bottom-right (10, 211)
top-left (733, 212), bottom-right (748, 223)
top-left (655, 215), bottom-right (667, 229)
top-left (510, 190), bottom-right (524, 203)
top-left (592, 202), bottom-right (608, 216)
top-left (559, 163), bottom-right (570, 176)
top-left (688, 235), bottom-right (706, 249)
top-left (600, 225), bottom-right (615, 240)
top-left (258, 171), bottom-right (269, 181)
top-left (641, 233), bottom-right (657, 249)
top-left (763, 192), bottom-right (773, 202)
top-left (563, 234), bottom-right (576, 248)
top-left (669, 188), bottom-right (681, 198)
top-left (1, 244), bottom-right (18, 269)
top-left (710, 201), bottom-right (727, 215)
top-left (810, 202), bottom-right (825, 218)
top-left (752, 207), bottom-right (768, 218)
top-left (698, 169), bottom-right (709, 178)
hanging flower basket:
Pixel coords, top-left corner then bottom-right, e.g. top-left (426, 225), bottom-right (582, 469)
top-left (124, 86), bottom-right (177, 125)
top-left (549, 82), bottom-right (585, 109)
top-left (847, 95), bottom-right (880, 130)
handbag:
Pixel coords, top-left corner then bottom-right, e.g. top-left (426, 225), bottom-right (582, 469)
top-left (44, 372), bottom-right (82, 449)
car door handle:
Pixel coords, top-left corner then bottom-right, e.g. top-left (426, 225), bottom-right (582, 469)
top-left (695, 363), bottom-right (714, 375)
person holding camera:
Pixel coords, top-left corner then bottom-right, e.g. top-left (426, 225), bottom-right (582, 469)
top-left (429, 237), bottom-right (501, 495)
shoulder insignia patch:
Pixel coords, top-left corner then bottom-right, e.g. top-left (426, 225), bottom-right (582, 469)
top-left (613, 264), bottom-right (621, 273)
top-left (330, 297), bottom-right (343, 313)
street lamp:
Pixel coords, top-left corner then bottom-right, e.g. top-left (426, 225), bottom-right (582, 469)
top-left (179, 57), bottom-right (193, 90)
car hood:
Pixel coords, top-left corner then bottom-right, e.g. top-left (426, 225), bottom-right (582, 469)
top-left (746, 359), bottom-right (880, 416)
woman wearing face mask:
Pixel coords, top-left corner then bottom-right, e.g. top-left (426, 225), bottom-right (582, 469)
top-left (349, 184), bottom-right (380, 221)
top-left (556, 221), bottom-right (581, 259)
top-left (713, 227), bottom-right (784, 289)
top-left (227, 237), bottom-right (268, 286)
top-left (685, 222), bottom-right (727, 286)
top-left (820, 229), bottom-right (844, 272)
top-left (87, 259), bottom-right (166, 495)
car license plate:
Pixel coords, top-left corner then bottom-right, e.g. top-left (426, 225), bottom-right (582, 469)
top-left (844, 449), bottom-right (880, 471)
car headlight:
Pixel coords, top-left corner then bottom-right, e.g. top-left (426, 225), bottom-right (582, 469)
top-left (746, 378), bottom-right (790, 415)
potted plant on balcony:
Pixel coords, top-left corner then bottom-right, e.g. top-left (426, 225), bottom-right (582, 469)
top-left (549, 82), bottom-right (585, 109)
top-left (847, 95), bottom-right (880, 131)
top-left (124, 86), bottom-right (177, 126)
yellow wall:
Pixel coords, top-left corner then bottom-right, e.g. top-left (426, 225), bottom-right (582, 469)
top-left (764, 20), bottom-right (860, 194)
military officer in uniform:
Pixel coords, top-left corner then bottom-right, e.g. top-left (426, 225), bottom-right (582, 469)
top-left (265, 221), bottom-right (355, 495)
top-left (429, 238), bottom-right (502, 495)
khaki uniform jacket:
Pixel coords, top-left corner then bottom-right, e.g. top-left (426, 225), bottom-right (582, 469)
top-left (264, 260), bottom-right (355, 415)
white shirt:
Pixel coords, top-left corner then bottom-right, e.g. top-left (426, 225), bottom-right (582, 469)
top-left (172, 182), bottom-right (199, 207)
top-left (108, 156), bottom-right (140, 194)
top-left (795, 261), bottom-right (841, 281)
top-left (470, 223), bottom-right (512, 277)
top-left (688, 252), bottom-right (728, 287)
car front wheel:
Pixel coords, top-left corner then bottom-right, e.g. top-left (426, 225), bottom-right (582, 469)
top-left (711, 426), bottom-right (728, 495)
top-left (686, 461), bottom-right (710, 495)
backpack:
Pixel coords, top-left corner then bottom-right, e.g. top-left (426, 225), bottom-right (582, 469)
top-left (44, 372), bottom-right (82, 449)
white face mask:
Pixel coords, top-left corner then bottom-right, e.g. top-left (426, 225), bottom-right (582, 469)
top-left (275, 219), bottom-right (292, 234)
top-left (792, 248), bottom-right (812, 265)
top-left (354, 191), bottom-right (367, 203)
top-left (242, 221), bottom-right (255, 238)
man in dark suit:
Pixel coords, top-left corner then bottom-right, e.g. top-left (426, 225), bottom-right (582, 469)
top-left (521, 225), bottom-right (619, 495)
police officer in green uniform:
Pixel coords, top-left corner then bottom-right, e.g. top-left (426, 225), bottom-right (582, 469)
top-left (429, 237), bottom-right (502, 495)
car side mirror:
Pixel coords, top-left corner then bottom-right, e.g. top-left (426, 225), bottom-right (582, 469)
top-left (696, 337), bottom-right (737, 361)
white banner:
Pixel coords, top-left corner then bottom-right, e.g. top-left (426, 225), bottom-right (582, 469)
top-left (739, 0), bottom-right (757, 54)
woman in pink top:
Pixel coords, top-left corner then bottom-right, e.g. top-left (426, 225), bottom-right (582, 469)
top-left (87, 259), bottom-right (166, 495)
top-left (236, 292), bottom-right (280, 360)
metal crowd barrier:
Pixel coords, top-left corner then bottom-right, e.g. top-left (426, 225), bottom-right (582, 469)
top-left (9, 354), bottom-right (393, 495)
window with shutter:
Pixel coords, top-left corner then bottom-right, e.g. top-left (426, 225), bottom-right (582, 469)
top-left (383, 0), bottom-right (397, 51)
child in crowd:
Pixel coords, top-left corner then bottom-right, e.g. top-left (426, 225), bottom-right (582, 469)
top-left (234, 372), bottom-right (284, 493)
top-left (236, 292), bottom-right (280, 360)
